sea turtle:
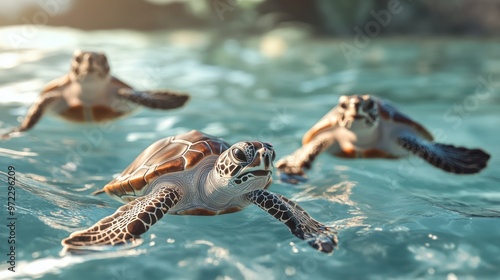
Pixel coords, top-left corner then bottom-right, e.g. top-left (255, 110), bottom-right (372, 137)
top-left (277, 95), bottom-right (490, 181)
top-left (1, 50), bottom-right (189, 139)
top-left (61, 130), bottom-right (337, 253)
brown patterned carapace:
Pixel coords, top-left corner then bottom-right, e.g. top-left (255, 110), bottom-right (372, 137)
top-left (100, 130), bottom-right (230, 200)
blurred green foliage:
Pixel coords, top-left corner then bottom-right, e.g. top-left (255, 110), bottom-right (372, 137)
top-left (0, 0), bottom-right (499, 36)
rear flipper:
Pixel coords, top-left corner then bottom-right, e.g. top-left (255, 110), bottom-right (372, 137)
top-left (117, 88), bottom-right (189, 110)
top-left (248, 189), bottom-right (338, 253)
top-left (62, 186), bottom-right (182, 251)
top-left (398, 136), bottom-right (490, 174)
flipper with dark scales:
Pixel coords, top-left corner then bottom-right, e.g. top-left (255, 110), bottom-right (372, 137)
top-left (62, 186), bottom-right (182, 250)
top-left (398, 136), bottom-right (490, 174)
top-left (117, 88), bottom-right (189, 110)
top-left (248, 189), bottom-right (338, 253)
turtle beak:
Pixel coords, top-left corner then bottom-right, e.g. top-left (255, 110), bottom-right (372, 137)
top-left (302, 116), bottom-right (335, 145)
top-left (247, 147), bottom-right (273, 171)
top-left (264, 178), bottom-right (273, 189)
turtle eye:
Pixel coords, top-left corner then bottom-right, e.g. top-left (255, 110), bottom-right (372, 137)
top-left (75, 55), bottom-right (83, 63)
top-left (339, 102), bottom-right (348, 109)
top-left (233, 148), bottom-right (247, 162)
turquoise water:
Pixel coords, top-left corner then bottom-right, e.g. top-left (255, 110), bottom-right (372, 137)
top-left (0, 27), bottom-right (499, 279)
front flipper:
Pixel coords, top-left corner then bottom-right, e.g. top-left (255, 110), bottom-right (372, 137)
top-left (62, 186), bottom-right (182, 250)
top-left (276, 133), bottom-right (336, 184)
top-left (1, 92), bottom-right (61, 139)
top-left (248, 189), bottom-right (338, 253)
top-left (117, 88), bottom-right (189, 110)
top-left (398, 136), bottom-right (490, 174)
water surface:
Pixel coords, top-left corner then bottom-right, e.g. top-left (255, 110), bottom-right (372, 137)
top-left (0, 27), bottom-right (499, 279)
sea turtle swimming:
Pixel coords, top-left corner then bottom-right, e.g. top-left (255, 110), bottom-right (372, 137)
top-left (1, 50), bottom-right (189, 139)
top-left (62, 130), bottom-right (337, 253)
top-left (277, 95), bottom-right (490, 181)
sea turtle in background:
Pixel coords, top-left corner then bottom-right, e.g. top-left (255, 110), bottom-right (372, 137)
top-left (62, 130), bottom-right (337, 253)
top-left (1, 50), bottom-right (189, 139)
top-left (277, 95), bottom-right (490, 182)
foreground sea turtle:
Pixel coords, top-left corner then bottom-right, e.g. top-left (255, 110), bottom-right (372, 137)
top-left (277, 95), bottom-right (490, 181)
top-left (62, 130), bottom-right (337, 253)
top-left (1, 50), bottom-right (189, 138)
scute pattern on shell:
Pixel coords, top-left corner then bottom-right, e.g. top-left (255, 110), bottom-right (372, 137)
top-left (377, 99), bottom-right (433, 141)
top-left (102, 130), bottom-right (229, 200)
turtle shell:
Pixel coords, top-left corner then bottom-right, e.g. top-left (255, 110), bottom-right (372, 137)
top-left (101, 130), bottom-right (229, 201)
top-left (38, 74), bottom-right (128, 123)
top-left (377, 98), bottom-right (434, 141)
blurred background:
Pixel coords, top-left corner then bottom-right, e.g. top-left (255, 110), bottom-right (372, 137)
top-left (1, 0), bottom-right (500, 35)
top-left (0, 1), bottom-right (499, 280)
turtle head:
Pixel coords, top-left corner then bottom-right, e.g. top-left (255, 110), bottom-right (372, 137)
top-left (215, 141), bottom-right (275, 193)
top-left (302, 94), bottom-right (380, 144)
top-left (337, 94), bottom-right (380, 131)
top-left (70, 50), bottom-right (110, 82)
